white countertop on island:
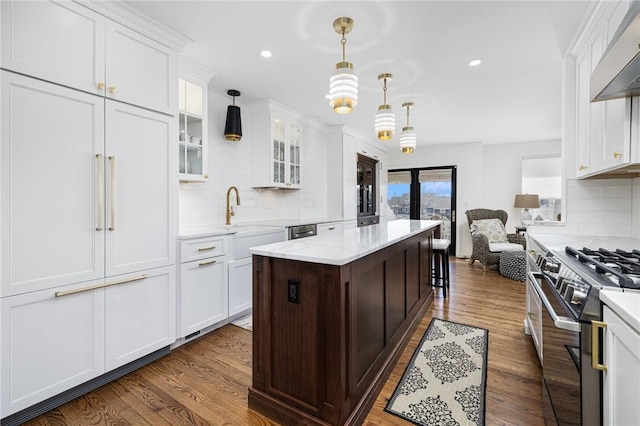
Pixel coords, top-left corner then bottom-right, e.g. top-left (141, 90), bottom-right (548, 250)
top-left (249, 219), bottom-right (441, 266)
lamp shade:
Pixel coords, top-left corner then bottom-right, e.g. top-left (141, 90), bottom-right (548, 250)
top-left (224, 89), bottom-right (242, 142)
top-left (329, 63), bottom-right (358, 113)
top-left (514, 194), bottom-right (540, 209)
top-left (399, 126), bottom-right (416, 154)
top-left (375, 105), bottom-right (395, 140)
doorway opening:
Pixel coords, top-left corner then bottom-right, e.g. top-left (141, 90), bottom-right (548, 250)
top-left (388, 166), bottom-right (457, 254)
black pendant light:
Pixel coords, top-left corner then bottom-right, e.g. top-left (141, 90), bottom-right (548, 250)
top-left (224, 89), bottom-right (242, 142)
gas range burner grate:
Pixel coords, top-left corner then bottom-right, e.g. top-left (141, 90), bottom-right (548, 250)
top-left (565, 247), bottom-right (640, 289)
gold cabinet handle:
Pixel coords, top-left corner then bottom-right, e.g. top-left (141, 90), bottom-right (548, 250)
top-left (198, 245), bottom-right (216, 252)
top-left (97, 82), bottom-right (105, 91)
top-left (579, 164), bottom-right (587, 171)
top-left (613, 151), bottom-right (622, 158)
top-left (591, 320), bottom-right (608, 372)
top-left (204, 173), bottom-right (209, 179)
top-left (109, 86), bottom-right (116, 94)
top-left (96, 154), bottom-right (103, 231)
top-left (109, 156), bottom-right (116, 230)
top-left (55, 274), bottom-right (147, 297)
top-left (198, 259), bottom-right (217, 266)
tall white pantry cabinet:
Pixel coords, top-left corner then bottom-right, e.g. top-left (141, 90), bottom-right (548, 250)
top-left (0, 0), bottom-right (185, 420)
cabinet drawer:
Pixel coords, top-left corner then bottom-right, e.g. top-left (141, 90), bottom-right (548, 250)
top-left (317, 222), bottom-right (344, 234)
top-left (180, 236), bottom-right (230, 262)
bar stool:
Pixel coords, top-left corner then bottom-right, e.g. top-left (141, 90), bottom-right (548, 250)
top-left (432, 238), bottom-right (451, 298)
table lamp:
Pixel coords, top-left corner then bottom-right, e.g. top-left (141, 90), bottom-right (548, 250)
top-left (514, 194), bottom-right (540, 225)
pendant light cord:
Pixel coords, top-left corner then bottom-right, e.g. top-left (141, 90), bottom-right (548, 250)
top-left (406, 104), bottom-right (411, 127)
top-left (383, 77), bottom-right (388, 105)
top-left (341, 29), bottom-right (347, 62)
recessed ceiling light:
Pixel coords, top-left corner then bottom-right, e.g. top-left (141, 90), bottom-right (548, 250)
top-left (260, 50), bottom-right (272, 58)
top-left (468, 59), bottom-right (483, 67)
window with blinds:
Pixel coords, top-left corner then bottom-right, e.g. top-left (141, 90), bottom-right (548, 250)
top-left (521, 155), bottom-right (562, 221)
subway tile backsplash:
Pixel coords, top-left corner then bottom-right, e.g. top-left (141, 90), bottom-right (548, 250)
top-left (566, 179), bottom-right (634, 237)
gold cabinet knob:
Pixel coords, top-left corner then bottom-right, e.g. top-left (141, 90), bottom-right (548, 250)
top-left (579, 164), bottom-right (587, 171)
top-left (204, 174), bottom-right (209, 179)
top-left (613, 151), bottom-right (622, 158)
top-left (109, 86), bottom-right (116, 94)
top-left (97, 82), bottom-right (105, 90)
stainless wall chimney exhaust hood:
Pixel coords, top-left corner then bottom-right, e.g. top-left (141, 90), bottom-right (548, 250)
top-left (591, 1), bottom-right (640, 102)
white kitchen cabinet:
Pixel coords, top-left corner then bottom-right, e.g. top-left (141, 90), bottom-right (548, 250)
top-left (317, 221), bottom-right (344, 235)
top-left (0, 2), bottom-right (179, 420)
top-left (104, 100), bottom-right (176, 277)
top-left (228, 257), bottom-right (252, 316)
top-left (525, 276), bottom-right (543, 364)
top-left (179, 235), bottom-right (232, 337)
top-left (178, 65), bottom-right (211, 181)
top-left (0, 0), bottom-right (177, 115)
top-left (573, 0), bottom-right (632, 178)
top-left (0, 72), bottom-right (105, 297)
top-left (602, 305), bottom-right (640, 426)
top-left (0, 266), bottom-right (175, 417)
top-left (228, 229), bottom-right (285, 316)
top-left (105, 266), bottom-right (176, 370)
top-left (250, 100), bottom-right (302, 189)
top-left (0, 280), bottom-right (106, 417)
top-left (0, 72), bottom-right (176, 297)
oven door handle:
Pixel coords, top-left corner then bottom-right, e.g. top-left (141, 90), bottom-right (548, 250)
top-left (528, 272), bottom-right (581, 332)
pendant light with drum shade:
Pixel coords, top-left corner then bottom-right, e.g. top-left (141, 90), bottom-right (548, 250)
top-left (375, 73), bottom-right (395, 140)
top-left (224, 89), bottom-right (242, 142)
top-left (399, 102), bottom-right (416, 154)
top-left (329, 17), bottom-right (358, 114)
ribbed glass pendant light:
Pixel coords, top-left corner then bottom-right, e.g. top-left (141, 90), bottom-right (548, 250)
top-left (375, 73), bottom-right (395, 140)
top-left (399, 102), bottom-right (416, 154)
top-left (329, 17), bottom-right (358, 114)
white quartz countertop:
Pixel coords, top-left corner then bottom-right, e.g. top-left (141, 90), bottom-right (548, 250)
top-left (249, 219), bottom-right (441, 266)
top-left (600, 290), bottom-right (640, 332)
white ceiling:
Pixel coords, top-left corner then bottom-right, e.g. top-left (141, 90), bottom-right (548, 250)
top-left (128, 0), bottom-right (591, 147)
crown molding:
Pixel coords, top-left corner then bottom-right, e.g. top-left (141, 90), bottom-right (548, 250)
top-left (77, 0), bottom-right (192, 52)
top-left (179, 57), bottom-right (218, 82)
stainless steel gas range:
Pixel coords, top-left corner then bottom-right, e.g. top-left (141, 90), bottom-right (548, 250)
top-left (525, 235), bottom-right (640, 426)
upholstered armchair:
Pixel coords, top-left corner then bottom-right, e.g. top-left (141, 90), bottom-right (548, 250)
top-left (465, 209), bottom-right (526, 271)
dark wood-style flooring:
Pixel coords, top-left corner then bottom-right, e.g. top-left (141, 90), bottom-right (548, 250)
top-left (24, 258), bottom-right (544, 425)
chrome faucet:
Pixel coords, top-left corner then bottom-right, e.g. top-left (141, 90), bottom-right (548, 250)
top-left (225, 186), bottom-right (241, 225)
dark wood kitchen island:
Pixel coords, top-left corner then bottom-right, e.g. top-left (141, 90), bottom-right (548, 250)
top-left (248, 219), bottom-right (440, 426)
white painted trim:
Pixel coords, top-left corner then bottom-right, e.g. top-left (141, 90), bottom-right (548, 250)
top-left (78, 0), bottom-right (192, 52)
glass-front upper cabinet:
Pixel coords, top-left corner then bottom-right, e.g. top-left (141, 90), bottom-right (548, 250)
top-left (289, 121), bottom-right (301, 186)
top-left (178, 76), bottom-right (208, 181)
top-left (250, 99), bottom-right (302, 189)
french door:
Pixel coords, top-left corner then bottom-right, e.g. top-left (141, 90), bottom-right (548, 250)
top-left (388, 166), bottom-right (457, 254)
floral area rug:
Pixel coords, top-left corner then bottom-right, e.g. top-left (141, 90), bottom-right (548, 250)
top-left (230, 313), bottom-right (252, 332)
top-left (385, 318), bottom-right (488, 425)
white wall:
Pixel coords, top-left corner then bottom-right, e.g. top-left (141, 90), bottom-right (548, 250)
top-left (484, 139), bottom-right (561, 233)
top-left (178, 91), bottom-right (328, 228)
top-left (388, 139), bottom-right (561, 257)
